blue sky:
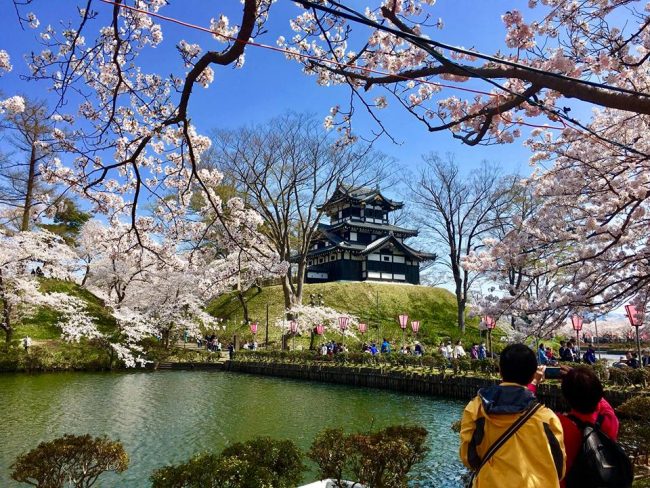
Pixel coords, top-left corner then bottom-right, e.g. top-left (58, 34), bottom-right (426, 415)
top-left (0, 0), bottom-right (553, 184)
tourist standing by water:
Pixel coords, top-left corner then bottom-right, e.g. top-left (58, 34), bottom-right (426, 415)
top-left (538, 343), bottom-right (549, 365)
top-left (561, 342), bottom-right (575, 362)
top-left (478, 342), bottom-right (487, 360)
top-left (453, 340), bottom-right (466, 359)
top-left (582, 344), bottom-right (596, 365)
top-left (460, 344), bottom-right (566, 487)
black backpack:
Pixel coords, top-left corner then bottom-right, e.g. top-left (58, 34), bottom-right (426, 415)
top-left (565, 414), bottom-right (633, 488)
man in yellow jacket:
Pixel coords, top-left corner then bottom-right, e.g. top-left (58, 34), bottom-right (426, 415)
top-left (460, 343), bottom-right (566, 487)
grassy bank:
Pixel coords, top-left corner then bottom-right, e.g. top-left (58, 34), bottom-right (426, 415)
top-left (207, 281), bottom-right (489, 349)
top-left (2, 280), bottom-right (485, 372)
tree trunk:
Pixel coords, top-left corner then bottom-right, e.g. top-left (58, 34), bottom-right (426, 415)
top-left (452, 259), bottom-right (466, 333)
top-left (20, 143), bottom-right (38, 232)
top-left (457, 297), bottom-right (466, 334)
top-left (309, 329), bottom-right (316, 350)
top-left (236, 290), bottom-right (250, 324)
top-left (294, 260), bottom-right (307, 306)
top-left (0, 269), bottom-right (13, 344)
top-left (81, 264), bottom-right (90, 286)
top-left (281, 273), bottom-right (295, 309)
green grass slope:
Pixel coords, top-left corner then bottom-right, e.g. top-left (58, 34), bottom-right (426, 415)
top-left (207, 282), bottom-right (483, 348)
top-left (15, 278), bottom-right (117, 342)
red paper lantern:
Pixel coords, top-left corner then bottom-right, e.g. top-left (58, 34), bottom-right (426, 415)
top-left (398, 314), bottom-right (409, 329)
top-left (338, 316), bottom-right (350, 331)
top-left (315, 324), bottom-right (324, 335)
top-left (411, 320), bottom-right (420, 333)
top-left (249, 322), bottom-right (258, 334)
top-left (358, 322), bottom-right (367, 334)
top-left (571, 314), bottom-right (583, 331)
top-left (625, 304), bottom-right (644, 327)
top-left (289, 320), bottom-right (298, 334)
top-left (482, 316), bottom-right (496, 330)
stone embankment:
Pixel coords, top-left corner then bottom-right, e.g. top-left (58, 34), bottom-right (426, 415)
top-left (223, 360), bottom-right (640, 409)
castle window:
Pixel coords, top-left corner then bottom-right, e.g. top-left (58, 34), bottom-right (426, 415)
top-left (330, 254), bottom-right (335, 261)
top-left (383, 255), bottom-right (391, 262)
top-left (319, 258), bottom-right (324, 264)
top-left (308, 260), bottom-right (313, 266)
top-left (350, 232), bottom-right (357, 241)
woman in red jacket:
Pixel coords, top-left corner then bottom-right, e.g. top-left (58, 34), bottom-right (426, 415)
top-left (557, 366), bottom-right (619, 487)
top-left (529, 366), bottom-right (619, 488)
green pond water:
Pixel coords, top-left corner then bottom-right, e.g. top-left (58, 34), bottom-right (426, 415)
top-left (0, 371), bottom-right (466, 487)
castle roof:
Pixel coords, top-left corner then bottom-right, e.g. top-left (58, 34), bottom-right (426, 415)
top-left (318, 183), bottom-right (403, 212)
top-left (307, 229), bottom-right (435, 262)
top-left (320, 220), bottom-right (418, 237)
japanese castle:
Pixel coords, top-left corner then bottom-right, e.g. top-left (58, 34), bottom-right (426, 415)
top-left (305, 184), bottom-right (435, 285)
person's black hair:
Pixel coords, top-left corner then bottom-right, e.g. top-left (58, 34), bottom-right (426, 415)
top-left (499, 343), bottom-right (537, 385)
top-left (539, 343), bottom-right (545, 349)
top-left (561, 366), bottom-right (603, 414)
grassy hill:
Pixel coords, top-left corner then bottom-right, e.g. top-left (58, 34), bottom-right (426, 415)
top-left (15, 278), bottom-right (117, 342)
top-left (207, 281), bottom-right (485, 349)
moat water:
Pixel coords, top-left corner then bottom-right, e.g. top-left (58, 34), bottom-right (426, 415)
top-left (0, 371), bottom-right (466, 487)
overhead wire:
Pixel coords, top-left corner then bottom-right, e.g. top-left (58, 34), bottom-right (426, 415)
top-left (295, 0), bottom-right (648, 155)
top-left (296, 0), bottom-right (650, 100)
top-left (99, 0), bottom-right (564, 135)
top-left (100, 0), bottom-right (647, 155)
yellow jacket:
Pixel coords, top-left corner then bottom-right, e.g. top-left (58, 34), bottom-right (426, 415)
top-left (460, 383), bottom-right (566, 488)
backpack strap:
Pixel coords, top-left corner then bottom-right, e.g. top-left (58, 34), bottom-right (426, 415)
top-left (468, 402), bottom-right (543, 485)
top-left (566, 414), bottom-right (587, 430)
top-left (567, 413), bottom-right (601, 431)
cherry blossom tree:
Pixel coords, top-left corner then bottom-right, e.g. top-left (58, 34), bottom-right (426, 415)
top-left (465, 109), bottom-right (650, 329)
top-left (0, 49), bottom-right (25, 116)
top-left (5, 0), bottom-right (650, 336)
top-left (0, 229), bottom-right (79, 344)
top-left (285, 0), bottom-right (650, 146)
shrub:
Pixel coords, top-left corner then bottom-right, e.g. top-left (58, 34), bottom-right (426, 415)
top-left (11, 434), bottom-right (128, 488)
top-left (617, 396), bottom-right (650, 467)
top-left (609, 368), bottom-right (633, 388)
top-left (151, 437), bottom-right (303, 488)
top-left (308, 428), bottom-right (353, 486)
top-left (592, 360), bottom-right (610, 382)
top-left (308, 425), bottom-right (429, 488)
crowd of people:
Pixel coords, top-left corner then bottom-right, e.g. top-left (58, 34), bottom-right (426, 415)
top-left (460, 343), bottom-right (632, 488)
top-left (318, 338), bottom-right (427, 357)
top-left (537, 341), bottom-right (594, 365)
top-left (612, 350), bottom-right (650, 369)
top-left (438, 339), bottom-right (492, 360)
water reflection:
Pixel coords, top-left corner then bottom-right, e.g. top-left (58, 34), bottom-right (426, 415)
top-left (0, 371), bottom-right (466, 487)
